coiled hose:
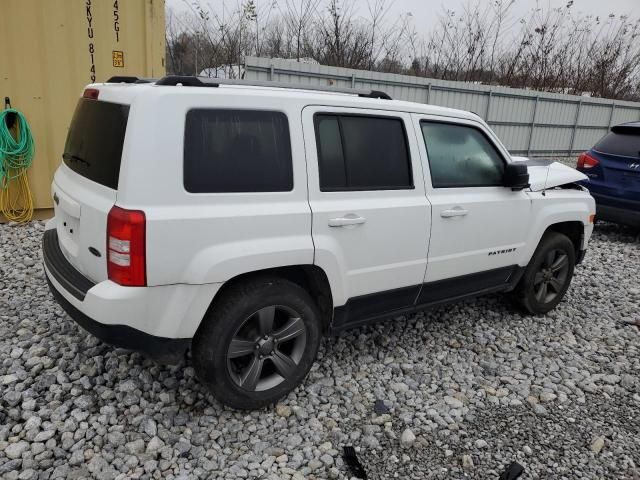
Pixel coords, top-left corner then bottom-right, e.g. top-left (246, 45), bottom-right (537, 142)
top-left (0, 108), bottom-right (35, 223)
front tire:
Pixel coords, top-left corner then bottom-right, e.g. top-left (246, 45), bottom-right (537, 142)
top-left (192, 276), bottom-right (322, 410)
top-left (513, 232), bottom-right (576, 315)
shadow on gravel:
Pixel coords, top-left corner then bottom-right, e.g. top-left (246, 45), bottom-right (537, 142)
top-left (594, 221), bottom-right (640, 244)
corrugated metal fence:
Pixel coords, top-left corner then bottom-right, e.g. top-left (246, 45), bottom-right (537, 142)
top-left (244, 56), bottom-right (640, 157)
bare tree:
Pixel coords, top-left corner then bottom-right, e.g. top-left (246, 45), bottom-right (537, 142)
top-left (164, 0), bottom-right (640, 100)
top-left (281, 0), bottom-right (321, 60)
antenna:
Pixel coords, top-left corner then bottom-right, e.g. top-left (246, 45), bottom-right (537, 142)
top-left (541, 162), bottom-right (551, 196)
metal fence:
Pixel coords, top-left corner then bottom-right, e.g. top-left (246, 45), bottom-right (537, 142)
top-left (244, 56), bottom-right (640, 157)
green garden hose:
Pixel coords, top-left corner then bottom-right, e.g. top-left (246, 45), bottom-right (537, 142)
top-left (0, 108), bottom-right (35, 222)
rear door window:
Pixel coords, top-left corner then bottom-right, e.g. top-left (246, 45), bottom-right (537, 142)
top-left (63, 99), bottom-right (130, 189)
top-left (314, 114), bottom-right (413, 191)
top-left (184, 109), bottom-right (293, 193)
top-left (594, 132), bottom-right (640, 158)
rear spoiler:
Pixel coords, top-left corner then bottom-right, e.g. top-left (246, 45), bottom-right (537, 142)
top-left (611, 123), bottom-right (640, 135)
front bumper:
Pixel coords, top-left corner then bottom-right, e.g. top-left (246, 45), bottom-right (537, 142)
top-left (43, 228), bottom-right (190, 364)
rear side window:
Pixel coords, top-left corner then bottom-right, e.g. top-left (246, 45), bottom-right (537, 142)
top-left (595, 132), bottom-right (640, 158)
top-left (421, 121), bottom-right (505, 188)
top-left (63, 99), bottom-right (129, 189)
top-left (314, 114), bottom-right (413, 191)
top-left (184, 109), bottom-right (293, 193)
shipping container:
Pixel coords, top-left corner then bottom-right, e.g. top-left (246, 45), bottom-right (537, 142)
top-left (0, 0), bottom-right (165, 213)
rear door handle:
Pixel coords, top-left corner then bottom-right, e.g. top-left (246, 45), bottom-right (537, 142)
top-left (328, 214), bottom-right (366, 227)
top-left (441, 207), bottom-right (468, 218)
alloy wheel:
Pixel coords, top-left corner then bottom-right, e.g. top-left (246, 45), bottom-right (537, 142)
top-left (226, 305), bottom-right (307, 392)
top-left (533, 249), bottom-right (569, 304)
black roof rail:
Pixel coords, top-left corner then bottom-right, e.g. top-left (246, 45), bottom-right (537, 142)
top-left (154, 75), bottom-right (217, 87)
top-left (153, 75), bottom-right (391, 99)
top-left (359, 90), bottom-right (392, 100)
top-left (106, 76), bottom-right (155, 84)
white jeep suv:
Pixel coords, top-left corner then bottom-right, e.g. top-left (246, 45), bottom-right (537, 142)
top-left (43, 75), bottom-right (595, 409)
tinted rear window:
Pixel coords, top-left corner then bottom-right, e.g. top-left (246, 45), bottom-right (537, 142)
top-left (314, 114), bottom-right (412, 191)
top-left (63, 99), bottom-right (129, 189)
top-left (595, 132), bottom-right (640, 158)
top-left (184, 109), bottom-right (293, 193)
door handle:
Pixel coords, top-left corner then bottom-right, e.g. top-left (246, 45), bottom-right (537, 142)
top-left (328, 214), bottom-right (366, 227)
top-left (441, 207), bottom-right (468, 218)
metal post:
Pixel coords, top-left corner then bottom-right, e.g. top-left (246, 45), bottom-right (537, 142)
top-left (269, 64), bottom-right (274, 81)
top-left (485, 90), bottom-right (492, 121)
top-left (426, 83), bottom-right (432, 104)
top-left (527, 96), bottom-right (539, 157)
top-left (608, 102), bottom-right (616, 129)
top-left (351, 74), bottom-right (356, 88)
top-left (569, 99), bottom-right (583, 155)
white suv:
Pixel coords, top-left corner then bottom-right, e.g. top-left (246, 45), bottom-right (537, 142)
top-left (43, 75), bottom-right (595, 409)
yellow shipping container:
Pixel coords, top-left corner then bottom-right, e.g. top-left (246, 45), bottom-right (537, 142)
top-left (0, 0), bottom-right (165, 214)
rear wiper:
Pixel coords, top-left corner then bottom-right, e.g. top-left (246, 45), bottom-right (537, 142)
top-left (62, 153), bottom-right (90, 166)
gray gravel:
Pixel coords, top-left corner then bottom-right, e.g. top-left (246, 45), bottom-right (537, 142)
top-left (1, 220), bottom-right (639, 479)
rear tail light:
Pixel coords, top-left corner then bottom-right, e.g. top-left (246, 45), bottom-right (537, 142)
top-left (107, 206), bottom-right (146, 286)
top-left (577, 152), bottom-right (599, 169)
top-left (83, 88), bottom-right (100, 99)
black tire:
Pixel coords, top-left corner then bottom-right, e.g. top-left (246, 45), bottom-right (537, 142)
top-left (192, 275), bottom-right (322, 410)
top-left (512, 231), bottom-right (576, 315)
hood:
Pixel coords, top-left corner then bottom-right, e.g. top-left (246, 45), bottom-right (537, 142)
top-left (511, 156), bottom-right (588, 192)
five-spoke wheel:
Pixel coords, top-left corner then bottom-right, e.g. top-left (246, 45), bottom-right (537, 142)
top-left (192, 276), bottom-right (322, 410)
top-left (513, 231), bottom-right (576, 315)
top-left (533, 249), bottom-right (569, 304)
top-left (227, 306), bottom-right (307, 392)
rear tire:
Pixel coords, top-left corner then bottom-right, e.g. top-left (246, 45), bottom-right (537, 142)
top-left (192, 275), bottom-right (322, 410)
top-left (513, 232), bottom-right (576, 315)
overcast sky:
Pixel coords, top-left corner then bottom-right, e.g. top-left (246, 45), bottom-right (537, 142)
top-left (167, 0), bottom-right (639, 31)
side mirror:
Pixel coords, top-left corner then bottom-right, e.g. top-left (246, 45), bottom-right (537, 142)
top-left (503, 163), bottom-right (529, 191)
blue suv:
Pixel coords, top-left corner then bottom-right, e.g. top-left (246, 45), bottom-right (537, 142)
top-left (577, 122), bottom-right (640, 227)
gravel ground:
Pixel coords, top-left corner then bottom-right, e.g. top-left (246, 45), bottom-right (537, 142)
top-left (1, 220), bottom-right (639, 480)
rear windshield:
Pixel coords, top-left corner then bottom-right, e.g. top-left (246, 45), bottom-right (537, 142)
top-left (594, 131), bottom-right (640, 158)
top-left (63, 98), bottom-right (130, 189)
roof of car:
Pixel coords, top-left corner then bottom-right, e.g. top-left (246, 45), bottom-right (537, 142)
top-left (95, 75), bottom-right (482, 123)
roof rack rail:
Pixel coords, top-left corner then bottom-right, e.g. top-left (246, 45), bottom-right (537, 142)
top-left (106, 76), bottom-right (155, 84)
top-left (154, 75), bottom-right (213, 87)
top-left (153, 75), bottom-right (392, 99)
top-left (361, 90), bottom-right (392, 100)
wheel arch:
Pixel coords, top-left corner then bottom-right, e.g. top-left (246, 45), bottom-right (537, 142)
top-left (197, 265), bottom-right (335, 337)
top-left (543, 221), bottom-right (584, 259)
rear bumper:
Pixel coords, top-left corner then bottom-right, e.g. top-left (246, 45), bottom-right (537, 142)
top-left (46, 276), bottom-right (189, 364)
top-left (591, 193), bottom-right (640, 227)
top-left (42, 227), bottom-right (219, 364)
